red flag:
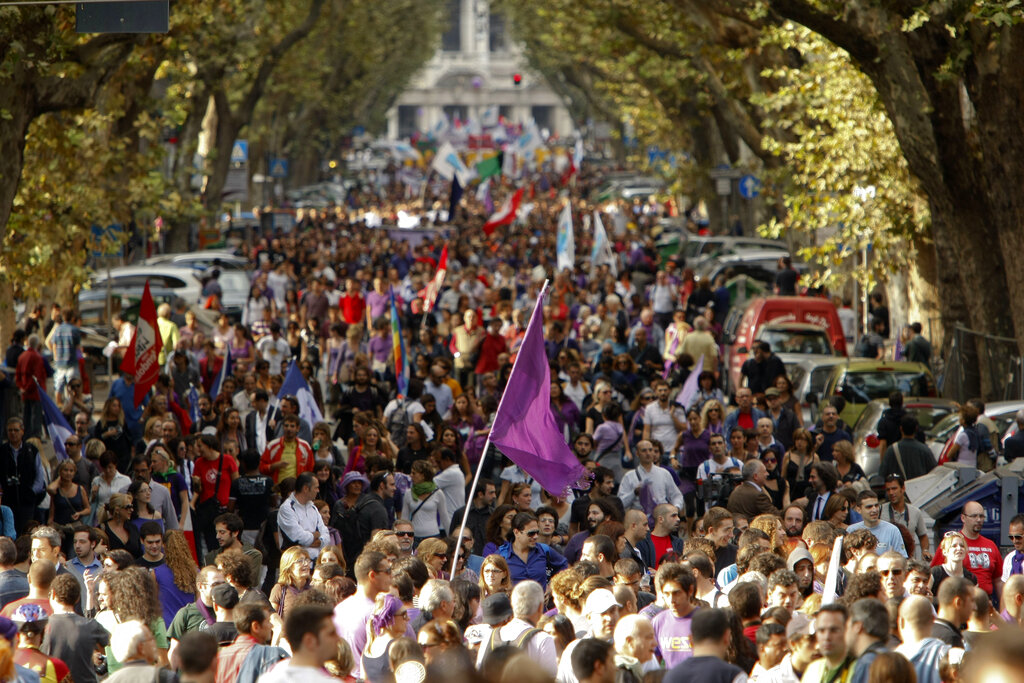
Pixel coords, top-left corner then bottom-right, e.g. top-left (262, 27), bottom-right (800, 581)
top-left (483, 188), bottom-right (523, 236)
top-left (423, 244), bottom-right (448, 313)
top-left (122, 281), bottom-right (163, 407)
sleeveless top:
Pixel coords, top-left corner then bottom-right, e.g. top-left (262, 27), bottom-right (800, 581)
top-left (51, 485), bottom-right (84, 525)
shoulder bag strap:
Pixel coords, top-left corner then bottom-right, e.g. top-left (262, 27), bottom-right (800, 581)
top-left (410, 489), bottom-right (437, 519)
top-left (893, 442), bottom-right (908, 480)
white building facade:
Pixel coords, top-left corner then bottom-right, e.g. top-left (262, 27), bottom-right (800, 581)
top-left (386, 0), bottom-right (574, 140)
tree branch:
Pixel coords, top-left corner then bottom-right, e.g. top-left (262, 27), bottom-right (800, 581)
top-left (34, 40), bottom-right (139, 114)
top-left (764, 0), bottom-right (879, 63)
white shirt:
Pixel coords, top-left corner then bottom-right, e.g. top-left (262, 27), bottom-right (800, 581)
top-left (253, 409), bottom-right (271, 454)
top-left (475, 618), bottom-right (557, 675)
top-left (257, 336), bottom-right (292, 375)
top-left (434, 463), bottom-right (466, 512)
top-left (276, 495), bottom-right (329, 559)
top-left (644, 402), bottom-right (681, 455)
top-left (696, 456), bottom-right (743, 481)
top-left (257, 662), bottom-right (338, 683)
top-left (1003, 548), bottom-right (1024, 582)
top-left (562, 380), bottom-right (590, 411)
top-left (619, 464), bottom-right (683, 510)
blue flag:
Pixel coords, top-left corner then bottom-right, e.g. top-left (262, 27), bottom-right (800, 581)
top-left (390, 287), bottom-right (409, 399)
top-left (34, 380), bottom-right (73, 461)
top-left (210, 348), bottom-right (232, 398)
top-left (279, 360), bottom-right (324, 427)
top-left (187, 384), bottom-right (201, 426)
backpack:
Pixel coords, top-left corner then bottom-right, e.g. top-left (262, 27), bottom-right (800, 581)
top-left (387, 401), bottom-right (411, 449)
top-left (332, 495), bottom-right (375, 569)
top-left (479, 625), bottom-right (542, 667)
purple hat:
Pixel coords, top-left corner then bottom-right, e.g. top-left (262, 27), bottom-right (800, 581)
top-left (0, 616), bottom-right (17, 642)
top-left (341, 471), bottom-right (370, 490)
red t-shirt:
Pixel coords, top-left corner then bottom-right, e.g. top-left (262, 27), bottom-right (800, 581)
top-left (651, 534), bottom-right (674, 568)
top-left (339, 294), bottom-right (365, 325)
top-left (736, 411), bottom-right (755, 430)
top-left (930, 533), bottom-right (1002, 595)
top-left (194, 453), bottom-right (239, 506)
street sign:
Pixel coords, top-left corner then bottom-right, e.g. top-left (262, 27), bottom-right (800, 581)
top-left (77, 1), bottom-right (168, 33)
top-left (230, 140), bottom-right (249, 164)
top-left (269, 159), bottom-right (289, 179)
top-left (739, 174), bottom-right (762, 200)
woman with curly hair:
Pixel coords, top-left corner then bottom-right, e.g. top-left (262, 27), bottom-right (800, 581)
top-left (269, 546), bottom-right (311, 618)
top-left (481, 504), bottom-right (516, 557)
top-left (550, 567), bottom-right (588, 635)
top-left (478, 555), bottom-right (512, 598)
top-left (100, 567), bottom-right (170, 671)
top-left (152, 530), bottom-right (197, 626)
top-left (700, 398), bottom-right (727, 435)
top-left (362, 593), bottom-right (411, 683)
top-left (217, 548), bottom-right (266, 604)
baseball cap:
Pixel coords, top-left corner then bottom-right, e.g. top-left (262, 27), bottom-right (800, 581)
top-left (584, 588), bottom-right (621, 616)
top-left (765, 387), bottom-right (781, 397)
top-left (481, 593), bottom-right (514, 626)
top-left (211, 583), bottom-right (239, 609)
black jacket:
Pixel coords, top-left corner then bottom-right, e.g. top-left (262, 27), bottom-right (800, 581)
top-left (637, 533), bottom-right (684, 570)
top-left (244, 406), bottom-right (280, 452)
top-left (740, 354), bottom-right (787, 395)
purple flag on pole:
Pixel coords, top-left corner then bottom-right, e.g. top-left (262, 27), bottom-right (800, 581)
top-left (488, 287), bottom-right (591, 495)
top-left (674, 355), bottom-right (704, 410)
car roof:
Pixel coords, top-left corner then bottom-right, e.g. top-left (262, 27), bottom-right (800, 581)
top-left (839, 360), bottom-right (933, 372)
top-left (859, 397), bottom-right (959, 409)
top-left (91, 265), bottom-right (201, 280)
top-left (791, 355), bottom-right (848, 370)
top-left (759, 322), bottom-right (830, 332)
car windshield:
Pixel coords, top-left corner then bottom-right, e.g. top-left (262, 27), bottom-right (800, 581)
top-left (927, 413), bottom-right (961, 441)
top-left (905, 405), bottom-right (956, 431)
top-left (840, 371), bottom-right (932, 404)
top-left (759, 329), bottom-right (833, 355)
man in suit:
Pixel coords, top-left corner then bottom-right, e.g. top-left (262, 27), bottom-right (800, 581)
top-left (244, 389), bottom-right (278, 456)
top-left (726, 460), bottom-right (780, 519)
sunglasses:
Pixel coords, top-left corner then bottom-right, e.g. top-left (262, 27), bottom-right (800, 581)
top-left (763, 458), bottom-right (777, 464)
top-left (525, 530), bottom-right (539, 537)
top-left (879, 569), bottom-right (903, 577)
top-left (395, 531), bottom-right (414, 538)
top-left (1011, 535), bottom-right (1024, 541)
top-left (433, 553), bottom-right (448, 560)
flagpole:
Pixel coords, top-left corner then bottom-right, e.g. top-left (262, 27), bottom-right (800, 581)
top-left (451, 279), bottom-right (550, 574)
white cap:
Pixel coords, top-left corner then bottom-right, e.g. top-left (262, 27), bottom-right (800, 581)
top-left (584, 588), bottom-right (621, 616)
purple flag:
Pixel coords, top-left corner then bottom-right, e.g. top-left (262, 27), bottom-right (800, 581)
top-left (674, 355), bottom-right (704, 410)
top-left (488, 286), bottom-right (590, 495)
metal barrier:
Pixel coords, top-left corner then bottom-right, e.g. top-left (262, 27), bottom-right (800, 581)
top-left (941, 326), bottom-right (1024, 403)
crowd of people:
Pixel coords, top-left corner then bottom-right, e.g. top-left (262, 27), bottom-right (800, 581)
top-left (0, 158), bottom-right (1009, 683)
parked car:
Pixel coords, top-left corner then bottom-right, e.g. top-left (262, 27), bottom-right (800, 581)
top-left (851, 397), bottom-right (959, 478)
top-left (681, 236), bottom-right (787, 271)
top-left (724, 296), bottom-right (849, 392)
top-left (929, 400), bottom-right (1024, 463)
top-left (818, 360), bottom-right (937, 427)
top-left (786, 355), bottom-right (849, 424)
top-left (144, 251), bottom-right (248, 271)
top-left (756, 322), bottom-right (836, 357)
top-left (88, 266), bottom-right (203, 308)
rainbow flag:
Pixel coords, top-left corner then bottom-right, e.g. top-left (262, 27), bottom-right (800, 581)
top-left (389, 287), bottom-right (409, 398)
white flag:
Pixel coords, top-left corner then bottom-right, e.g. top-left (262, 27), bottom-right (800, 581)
top-left (591, 210), bottom-right (618, 276)
top-left (430, 142), bottom-right (474, 186)
top-left (476, 177), bottom-right (491, 203)
top-left (556, 202), bottom-right (575, 272)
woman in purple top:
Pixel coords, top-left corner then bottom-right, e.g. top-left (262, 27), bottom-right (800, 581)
top-left (368, 320), bottom-right (391, 366)
top-left (550, 381), bottom-right (582, 442)
top-left (675, 408), bottom-right (712, 516)
top-left (365, 278), bottom-right (390, 320)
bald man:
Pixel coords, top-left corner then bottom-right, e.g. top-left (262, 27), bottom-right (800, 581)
top-left (895, 595), bottom-right (946, 683)
top-left (1000, 574), bottom-right (1024, 626)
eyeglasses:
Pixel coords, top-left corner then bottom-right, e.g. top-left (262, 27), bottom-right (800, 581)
top-left (483, 568), bottom-right (505, 575)
top-left (395, 531), bottom-right (414, 538)
top-left (963, 514), bottom-right (985, 519)
top-left (879, 569), bottom-right (903, 577)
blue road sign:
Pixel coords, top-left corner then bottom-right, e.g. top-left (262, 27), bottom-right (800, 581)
top-left (230, 140), bottom-right (248, 164)
top-left (270, 159), bottom-right (289, 179)
top-left (738, 174), bottom-right (762, 200)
